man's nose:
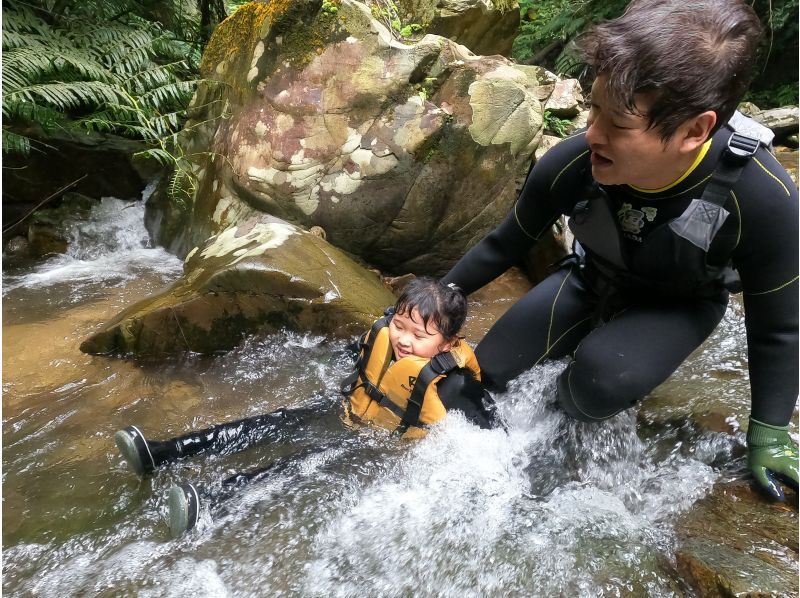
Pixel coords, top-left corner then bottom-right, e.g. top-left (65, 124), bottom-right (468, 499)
top-left (585, 116), bottom-right (607, 146)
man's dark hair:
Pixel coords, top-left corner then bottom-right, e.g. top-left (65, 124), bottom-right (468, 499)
top-left (579, 0), bottom-right (763, 140)
top-left (394, 277), bottom-right (467, 340)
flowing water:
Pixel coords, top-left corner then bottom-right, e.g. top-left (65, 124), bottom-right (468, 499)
top-left (3, 194), bottom-right (753, 597)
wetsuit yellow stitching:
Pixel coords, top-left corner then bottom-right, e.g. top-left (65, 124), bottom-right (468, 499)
top-left (730, 191), bottom-right (742, 250)
top-left (513, 201), bottom-right (539, 240)
top-left (754, 157), bottom-right (791, 197)
top-left (550, 149), bottom-right (590, 192)
top-left (534, 317), bottom-right (592, 366)
top-left (630, 138), bottom-right (712, 194)
top-left (546, 270), bottom-right (573, 353)
top-left (564, 365), bottom-right (617, 421)
top-left (745, 275), bottom-right (799, 296)
top-left (628, 173), bottom-right (712, 201)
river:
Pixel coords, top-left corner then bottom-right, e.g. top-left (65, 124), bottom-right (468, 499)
top-left (3, 194), bottom-right (754, 596)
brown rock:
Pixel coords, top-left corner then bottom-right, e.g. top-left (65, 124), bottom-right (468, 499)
top-left (146, 0), bottom-right (545, 276)
top-left (81, 215), bottom-right (396, 356)
top-left (675, 480), bottom-right (799, 597)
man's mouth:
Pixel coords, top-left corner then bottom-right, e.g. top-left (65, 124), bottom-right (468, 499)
top-left (591, 151), bottom-right (613, 167)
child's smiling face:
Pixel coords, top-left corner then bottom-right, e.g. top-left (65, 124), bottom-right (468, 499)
top-left (388, 307), bottom-right (452, 360)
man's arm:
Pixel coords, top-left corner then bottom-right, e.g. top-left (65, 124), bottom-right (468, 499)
top-left (732, 149), bottom-right (799, 500)
top-left (443, 134), bottom-right (588, 294)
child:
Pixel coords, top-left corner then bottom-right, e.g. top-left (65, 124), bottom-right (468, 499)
top-left (115, 277), bottom-right (497, 537)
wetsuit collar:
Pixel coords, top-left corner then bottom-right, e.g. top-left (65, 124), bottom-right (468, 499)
top-left (629, 139), bottom-right (712, 194)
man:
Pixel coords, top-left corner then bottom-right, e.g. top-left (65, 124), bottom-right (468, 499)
top-left (443, 0), bottom-right (798, 500)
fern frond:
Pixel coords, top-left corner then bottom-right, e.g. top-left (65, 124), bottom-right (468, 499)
top-left (134, 147), bottom-right (179, 166)
top-left (6, 81), bottom-right (129, 113)
top-left (2, 128), bottom-right (32, 155)
top-left (3, 99), bottom-right (65, 129)
top-left (138, 80), bottom-right (197, 111)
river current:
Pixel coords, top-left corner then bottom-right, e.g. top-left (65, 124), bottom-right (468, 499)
top-left (3, 194), bottom-right (752, 596)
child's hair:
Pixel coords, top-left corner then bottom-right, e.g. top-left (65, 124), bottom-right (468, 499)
top-left (394, 277), bottom-right (467, 340)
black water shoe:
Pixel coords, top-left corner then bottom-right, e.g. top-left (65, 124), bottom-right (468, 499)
top-left (168, 483), bottom-right (201, 538)
top-left (114, 425), bottom-right (156, 476)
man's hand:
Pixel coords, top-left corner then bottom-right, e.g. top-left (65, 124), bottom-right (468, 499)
top-left (747, 417), bottom-right (799, 501)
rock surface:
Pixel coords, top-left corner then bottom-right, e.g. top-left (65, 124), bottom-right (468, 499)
top-left (81, 214), bottom-right (396, 355)
top-left (675, 480), bottom-right (798, 597)
top-left (146, 0), bottom-right (553, 275)
top-left (417, 0), bottom-right (520, 57)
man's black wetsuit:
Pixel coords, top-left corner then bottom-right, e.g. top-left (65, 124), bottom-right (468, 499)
top-left (443, 125), bottom-right (799, 425)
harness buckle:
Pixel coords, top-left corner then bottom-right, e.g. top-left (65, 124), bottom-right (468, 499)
top-left (429, 352), bottom-right (458, 375)
top-left (726, 133), bottom-right (759, 164)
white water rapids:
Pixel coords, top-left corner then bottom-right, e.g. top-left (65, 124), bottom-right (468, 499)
top-left (3, 195), bottom-right (752, 596)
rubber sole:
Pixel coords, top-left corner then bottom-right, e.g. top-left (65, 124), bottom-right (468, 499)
top-left (114, 425), bottom-right (154, 476)
top-left (168, 483), bottom-right (200, 538)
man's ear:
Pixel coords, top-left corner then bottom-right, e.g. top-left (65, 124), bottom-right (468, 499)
top-left (679, 111), bottom-right (717, 153)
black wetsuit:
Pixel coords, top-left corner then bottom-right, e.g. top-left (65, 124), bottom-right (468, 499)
top-left (443, 125), bottom-right (798, 425)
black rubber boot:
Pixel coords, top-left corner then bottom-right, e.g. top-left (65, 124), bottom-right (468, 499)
top-left (168, 483), bottom-right (201, 538)
top-left (114, 425), bottom-right (175, 476)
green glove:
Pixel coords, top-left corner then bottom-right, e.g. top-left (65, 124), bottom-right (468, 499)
top-left (746, 417), bottom-right (799, 501)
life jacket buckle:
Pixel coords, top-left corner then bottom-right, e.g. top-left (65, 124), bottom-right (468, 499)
top-left (726, 133), bottom-right (759, 164)
top-left (429, 352), bottom-right (458, 375)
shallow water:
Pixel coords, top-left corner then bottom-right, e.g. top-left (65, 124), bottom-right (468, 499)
top-left (3, 197), bottom-right (754, 597)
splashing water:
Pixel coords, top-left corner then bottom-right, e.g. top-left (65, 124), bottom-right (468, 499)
top-left (2, 190), bottom-right (183, 308)
top-left (3, 198), bottom-right (742, 596)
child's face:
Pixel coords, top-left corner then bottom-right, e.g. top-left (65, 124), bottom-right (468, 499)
top-left (388, 307), bottom-right (452, 360)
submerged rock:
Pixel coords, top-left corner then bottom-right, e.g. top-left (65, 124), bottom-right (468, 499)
top-left (81, 215), bottom-right (395, 355)
top-left (674, 480), bottom-right (798, 597)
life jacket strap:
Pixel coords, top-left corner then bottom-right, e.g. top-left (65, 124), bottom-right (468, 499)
top-left (393, 351), bottom-right (459, 436)
top-left (340, 308), bottom-right (394, 396)
top-left (699, 132), bottom-right (759, 209)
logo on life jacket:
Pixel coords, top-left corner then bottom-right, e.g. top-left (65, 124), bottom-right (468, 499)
top-left (401, 375), bottom-right (417, 392)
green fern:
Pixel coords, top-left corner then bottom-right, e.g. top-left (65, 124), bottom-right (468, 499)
top-left (1, 0), bottom-right (201, 156)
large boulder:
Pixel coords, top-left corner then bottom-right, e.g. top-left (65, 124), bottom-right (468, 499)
top-left (81, 214), bottom-right (396, 355)
top-left (147, 0), bottom-right (546, 275)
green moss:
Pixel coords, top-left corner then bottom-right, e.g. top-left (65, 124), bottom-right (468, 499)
top-left (200, 3), bottom-right (270, 78)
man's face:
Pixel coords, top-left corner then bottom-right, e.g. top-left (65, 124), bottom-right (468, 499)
top-left (585, 75), bottom-right (689, 189)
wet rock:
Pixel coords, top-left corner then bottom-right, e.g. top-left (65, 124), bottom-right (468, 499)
top-left (753, 106), bottom-right (799, 140)
top-left (4, 235), bottom-right (29, 256)
top-left (418, 0), bottom-right (520, 57)
top-left (543, 78), bottom-right (584, 118)
top-left (27, 224), bottom-right (68, 257)
top-left (81, 214), bottom-right (396, 356)
top-left (674, 480), bottom-right (799, 597)
top-left (2, 130), bottom-right (150, 237)
top-left (147, 0), bottom-right (547, 276)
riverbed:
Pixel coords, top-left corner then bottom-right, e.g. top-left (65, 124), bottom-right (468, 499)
top-left (2, 196), bottom-right (760, 596)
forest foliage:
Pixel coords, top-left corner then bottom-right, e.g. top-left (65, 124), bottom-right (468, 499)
top-left (2, 0), bottom-right (229, 157)
top-left (2, 0), bottom-right (797, 159)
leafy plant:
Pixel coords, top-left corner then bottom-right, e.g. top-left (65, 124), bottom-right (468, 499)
top-left (2, 0), bottom-right (205, 156)
top-left (512, 0), bottom-right (627, 69)
top-left (543, 110), bottom-right (572, 138)
top-left (367, 0), bottom-right (424, 41)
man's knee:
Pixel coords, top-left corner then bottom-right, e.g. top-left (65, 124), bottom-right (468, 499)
top-left (556, 359), bottom-right (645, 422)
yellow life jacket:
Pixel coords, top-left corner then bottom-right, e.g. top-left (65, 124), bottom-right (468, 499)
top-left (340, 309), bottom-right (481, 439)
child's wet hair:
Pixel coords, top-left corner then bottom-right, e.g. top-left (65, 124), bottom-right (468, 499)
top-left (393, 277), bottom-right (467, 340)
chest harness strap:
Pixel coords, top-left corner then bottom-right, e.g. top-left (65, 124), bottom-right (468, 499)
top-left (568, 132), bottom-right (759, 303)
